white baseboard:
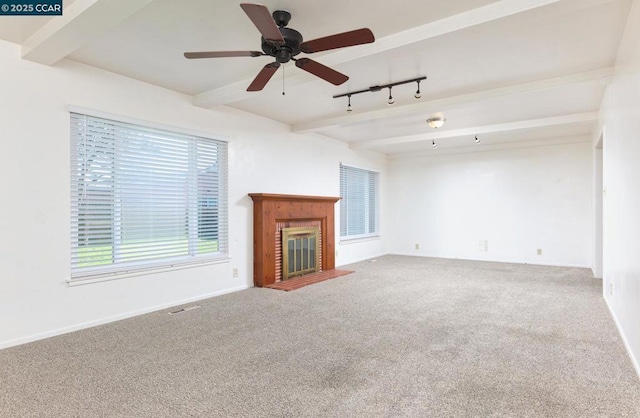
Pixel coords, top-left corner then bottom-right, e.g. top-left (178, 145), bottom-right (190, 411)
top-left (336, 252), bottom-right (388, 267)
top-left (605, 297), bottom-right (640, 382)
top-left (591, 266), bottom-right (603, 279)
top-left (0, 284), bottom-right (251, 350)
top-left (388, 252), bottom-right (591, 269)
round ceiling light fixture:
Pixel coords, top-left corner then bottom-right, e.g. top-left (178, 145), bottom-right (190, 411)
top-left (426, 117), bottom-right (446, 129)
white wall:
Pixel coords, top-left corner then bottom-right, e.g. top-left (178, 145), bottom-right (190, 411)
top-left (388, 143), bottom-right (592, 267)
top-left (599, 0), bottom-right (640, 377)
top-left (0, 40), bottom-right (387, 348)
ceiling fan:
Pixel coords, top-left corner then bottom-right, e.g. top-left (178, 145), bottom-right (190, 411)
top-left (184, 3), bottom-right (375, 92)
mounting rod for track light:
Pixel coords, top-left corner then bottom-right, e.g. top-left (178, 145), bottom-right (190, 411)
top-left (333, 76), bottom-right (427, 100)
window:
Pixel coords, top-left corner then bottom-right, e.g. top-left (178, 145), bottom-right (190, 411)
top-left (339, 164), bottom-right (379, 239)
top-left (70, 112), bottom-right (228, 280)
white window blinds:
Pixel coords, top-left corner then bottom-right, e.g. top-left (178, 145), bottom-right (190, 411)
top-left (70, 112), bottom-right (228, 280)
top-left (340, 164), bottom-right (379, 239)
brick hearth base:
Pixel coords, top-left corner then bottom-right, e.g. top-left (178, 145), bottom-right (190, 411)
top-left (264, 269), bottom-right (354, 291)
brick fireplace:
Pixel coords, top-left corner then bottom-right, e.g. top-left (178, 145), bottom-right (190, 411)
top-left (249, 193), bottom-right (340, 287)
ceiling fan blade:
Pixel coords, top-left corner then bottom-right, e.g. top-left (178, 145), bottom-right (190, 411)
top-left (295, 58), bottom-right (348, 85)
top-left (247, 62), bottom-right (280, 91)
top-left (184, 51), bottom-right (263, 59)
top-left (300, 28), bottom-right (375, 54)
top-left (240, 3), bottom-right (284, 43)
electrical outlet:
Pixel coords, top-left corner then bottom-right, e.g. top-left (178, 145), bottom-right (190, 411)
top-left (478, 240), bottom-right (485, 251)
top-left (415, 243), bottom-right (420, 250)
top-left (484, 240), bottom-right (489, 252)
top-left (232, 268), bottom-right (238, 278)
top-left (335, 250), bottom-right (339, 257)
top-left (537, 249), bottom-right (542, 256)
top-left (609, 282), bottom-right (614, 296)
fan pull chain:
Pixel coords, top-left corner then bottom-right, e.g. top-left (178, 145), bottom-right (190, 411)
top-left (282, 65), bottom-right (285, 96)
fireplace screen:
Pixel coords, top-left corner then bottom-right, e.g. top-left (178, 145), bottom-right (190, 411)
top-left (282, 227), bottom-right (320, 280)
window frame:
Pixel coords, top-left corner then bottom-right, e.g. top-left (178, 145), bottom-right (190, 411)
top-left (339, 163), bottom-right (380, 241)
top-left (68, 106), bottom-right (229, 284)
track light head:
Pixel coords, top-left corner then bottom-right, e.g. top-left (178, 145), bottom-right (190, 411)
top-left (475, 135), bottom-right (480, 144)
top-left (346, 94), bottom-right (352, 112)
top-left (387, 87), bottom-right (394, 105)
top-left (414, 80), bottom-right (421, 99)
top-left (432, 140), bottom-right (437, 149)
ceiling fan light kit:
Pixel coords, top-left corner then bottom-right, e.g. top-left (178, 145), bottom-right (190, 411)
top-left (184, 3), bottom-right (375, 92)
top-left (333, 76), bottom-right (426, 112)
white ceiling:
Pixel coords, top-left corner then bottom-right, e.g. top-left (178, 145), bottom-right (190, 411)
top-left (0, 0), bottom-right (632, 156)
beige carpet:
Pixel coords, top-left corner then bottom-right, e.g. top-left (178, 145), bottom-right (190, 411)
top-left (1, 255), bottom-right (639, 417)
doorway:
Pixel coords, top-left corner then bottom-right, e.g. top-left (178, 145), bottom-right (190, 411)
top-left (594, 132), bottom-right (604, 279)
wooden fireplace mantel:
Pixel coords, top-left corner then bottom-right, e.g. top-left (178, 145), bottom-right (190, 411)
top-left (249, 193), bottom-right (340, 287)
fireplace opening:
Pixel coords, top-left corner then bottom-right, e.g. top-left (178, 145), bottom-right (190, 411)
top-left (282, 227), bottom-right (320, 280)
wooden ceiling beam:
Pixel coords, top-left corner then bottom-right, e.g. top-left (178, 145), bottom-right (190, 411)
top-left (192, 0), bottom-right (564, 108)
top-left (22, 0), bottom-right (155, 65)
top-left (292, 68), bottom-right (614, 134)
top-left (350, 112), bottom-right (599, 150)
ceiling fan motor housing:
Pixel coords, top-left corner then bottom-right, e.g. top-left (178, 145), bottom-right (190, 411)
top-left (262, 27), bottom-right (303, 63)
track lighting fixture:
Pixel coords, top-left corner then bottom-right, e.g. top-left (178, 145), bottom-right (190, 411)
top-left (333, 76), bottom-right (426, 110)
top-left (475, 135), bottom-right (480, 144)
top-left (426, 117), bottom-right (446, 129)
top-left (432, 140), bottom-right (438, 149)
top-left (387, 87), bottom-right (394, 105)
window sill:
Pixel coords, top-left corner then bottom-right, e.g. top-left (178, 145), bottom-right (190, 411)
top-left (339, 235), bottom-right (381, 245)
top-left (67, 256), bottom-right (231, 287)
